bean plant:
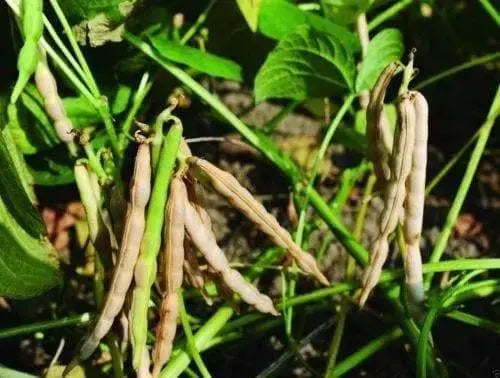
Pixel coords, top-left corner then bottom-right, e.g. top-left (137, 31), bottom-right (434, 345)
top-left (0, 1), bottom-right (499, 378)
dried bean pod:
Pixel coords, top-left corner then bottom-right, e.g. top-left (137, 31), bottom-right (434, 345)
top-left (138, 347), bottom-right (152, 378)
top-left (68, 142), bottom-right (151, 368)
top-left (403, 91), bottom-right (428, 306)
top-left (188, 157), bottom-right (328, 286)
top-left (183, 238), bottom-right (206, 291)
top-left (359, 93), bottom-right (416, 306)
top-left (152, 292), bottom-right (178, 378)
top-left (367, 62), bottom-right (401, 184)
top-left (184, 199), bottom-right (278, 315)
top-left (152, 176), bottom-right (188, 377)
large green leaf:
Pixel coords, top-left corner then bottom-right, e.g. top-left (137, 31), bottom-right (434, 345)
top-left (0, 136), bottom-right (44, 236)
top-left (0, 134), bottom-right (61, 298)
top-left (254, 26), bottom-right (356, 102)
top-left (258, 0), bottom-right (360, 52)
top-left (149, 36), bottom-right (243, 81)
top-left (320, 0), bottom-right (372, 26)
top-left (236, 0), bottom-right (262, 32)
top-left (355, 28), bottom-right (404, 92)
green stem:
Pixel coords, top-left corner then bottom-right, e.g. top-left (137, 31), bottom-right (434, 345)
top-left (329, 161), bottom-right (371, 212)
top-left (324, 173), bottom-right (376, 377)
top-left (180, 0), bottom-right (216, 44)
top-left (0, 313), bottom-right (91, 340)
top-left (333, 326), bottom-right (403, 376)
top-left (425, 85), bottom-right (500, 287)
top-left (47, 0), bottom-right (120, 156)
top-left (415, 52), bottom-right (500, 90)
top-left (309, 95), bottom-right (356, 185)
top-left (368, 0), bottom-right (413, 31)
top-left (48, 0), bottom-right (100, 96)
top-left (161, 307), bottom-right (234, 377)
top-left (82, 143), bottom-right (108, 181)
top-left (178, 293), bottom-right (212, 378)
top-left (42, 15), bottom-right (89, 90)
top-left (285, 94), bottom-right (353, 341)
top-left (2, 266), bottom-right (497, 343)
top-left (445, 310), bottom-right (500, 334)
top-left (425, 127), bottom-right (481, 195)
top-left (382, 258), bottom-right (500, 282)
top-left (478, 0), bottom-right (500, 25)
top-left (416, 272), bottom-right (479, 378)
top-left (264, 100), bottom-right (301, 134)
top-left (120, 72), bottom-right (152, 149)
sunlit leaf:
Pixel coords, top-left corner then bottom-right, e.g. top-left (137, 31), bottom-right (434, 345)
top-left (149, 35), bottom-right (243, 81)
top-left (356, 28), bottom-right (404, 92)
top-left (320, 0), bottom-right (372, 25)
top-left (255, 25), bottom-right (356, 101)
top-left (258, 0), bottom-right (360, 52)
top-left (236, 0), bottom-right (262, 32)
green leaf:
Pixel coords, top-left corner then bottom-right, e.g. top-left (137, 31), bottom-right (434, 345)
top-left (0, 365), bottom-right (38, 378)
top-left (149, 36), bottom-right (243, 81)
top-left (356, 28), bottom-right (404, 92)
top-left (0, 135), bottom-right (44, 237)
top-left (20, 92), bottom-right (59, 149)
top-left (63, 96), bottom-right (101, 127)
top-left (320, 0), bottom-right (372, 26)
top-left (27, 148), bottom-right (75, 186)
top-left (334, 125), bottom-right (367, 153)
top-left (354, 104), bottom-right (397, 135)
top-left (111, 84), bottom-right (132, 114)
top-left (254, 25), bottom-right (356, 102)
top-left (236, 0), bottom-right (262, 32)
top-left (0, 134), bottom-right (61, 299)
top-left (258, 0), bottom-right (360, 52)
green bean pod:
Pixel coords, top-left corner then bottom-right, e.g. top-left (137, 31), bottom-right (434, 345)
top-left (11, 0), bottom-right (44, 104)
top-left (130, 122), bottom-right (182, 370)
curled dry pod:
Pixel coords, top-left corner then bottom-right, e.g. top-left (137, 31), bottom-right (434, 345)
top-left (184, 199), bottom-right (279, 315)
top-left (403, 91), bottom-right (428, 307)
top-left (367, 62), bottom-right (401, 184)
top-left (152, 176), bottom-right (188, 378)
top-left (359, 93), bottom-right (416, 306)
top-left (188, 157), bottom-right (328, 286)
top-left (66, 142), bottom-right (151, 372)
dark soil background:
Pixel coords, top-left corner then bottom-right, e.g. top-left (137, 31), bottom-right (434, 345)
top-left (0, 1), bottom-right (499, 377)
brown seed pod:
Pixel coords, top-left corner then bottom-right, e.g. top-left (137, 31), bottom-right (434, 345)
top-left (152, 176), bottom-right (188, 377)
top-left (71, 141), bottom-right (151, 364)
top-left (188, 157), bottom-right (328, 286)
top-left (183, 238), bottom-right (206, 292)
